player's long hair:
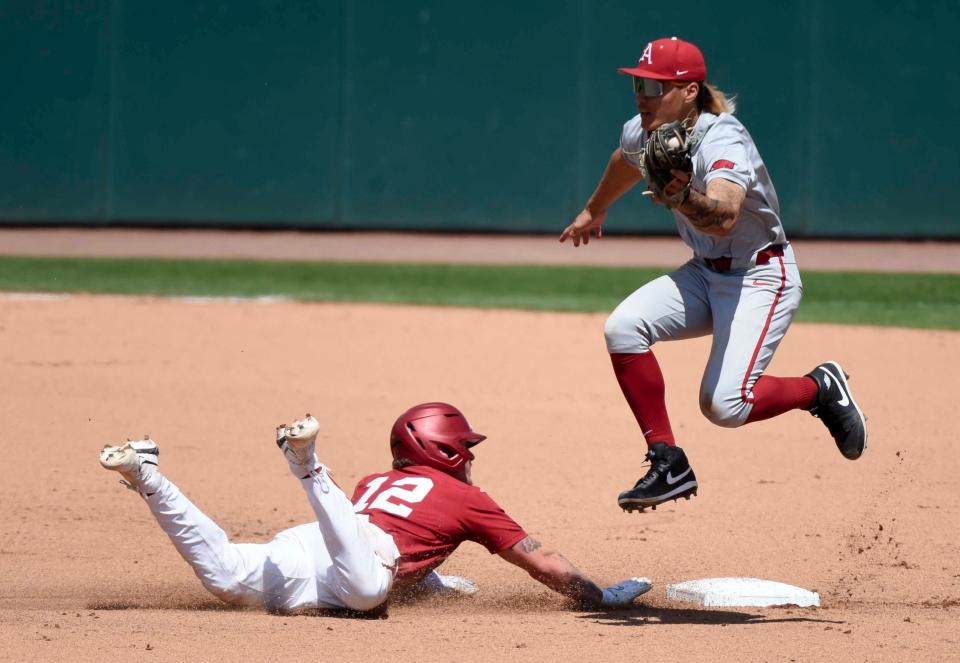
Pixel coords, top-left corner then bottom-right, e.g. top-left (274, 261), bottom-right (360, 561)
top-left (697, 82), bottom-right (737, 115)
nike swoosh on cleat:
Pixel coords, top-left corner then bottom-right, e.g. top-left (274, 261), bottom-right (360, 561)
top-left (820, 366), bottom-right (850, 406)
top-left (666, 467), bottom-right (692, 485)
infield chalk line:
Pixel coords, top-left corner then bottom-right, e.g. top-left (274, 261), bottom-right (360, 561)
top-left (0, 292), bottom-right (71, 301)
top-left (0, 292), bottom-right (291, 305)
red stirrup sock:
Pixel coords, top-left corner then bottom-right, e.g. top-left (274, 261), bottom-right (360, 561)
top-left (744, 375), bottom-right (819, 424)
top-left (610, 351), bottom-right (676, 447)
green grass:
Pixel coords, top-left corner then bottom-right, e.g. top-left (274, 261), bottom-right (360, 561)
top-left (0, 256), bottom-right (957, 330)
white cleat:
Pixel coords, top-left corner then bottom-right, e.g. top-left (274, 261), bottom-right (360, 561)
top-left (99, 438), bottom-right (160, 492)
top-left (276, 414), bottom-right (320, 467)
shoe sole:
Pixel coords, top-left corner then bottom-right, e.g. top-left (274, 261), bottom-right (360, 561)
top-left (822, 360), bottom-right (868, 460)
top-left (99, 440), bottom-right (159, 472)
top-left (277, 415), bottom-right (320, 471)
top-left (619, 481), bottom-right (699, 513)
top-left (277, 415), bottom-right (319, 447)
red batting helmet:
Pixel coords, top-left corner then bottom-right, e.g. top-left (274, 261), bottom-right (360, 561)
top-left (390, 402), bottom-right (486, 481)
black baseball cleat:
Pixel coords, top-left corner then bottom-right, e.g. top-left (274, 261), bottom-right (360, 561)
top-left (618, 442), bottom-right (698, 513)
top-left (806, 361), bottom-right (868, 460)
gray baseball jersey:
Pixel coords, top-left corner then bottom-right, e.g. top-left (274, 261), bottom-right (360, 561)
top-left (609, 111), bottom-right (802, 426)
top-left (620, 111), bottom-right (786, 265)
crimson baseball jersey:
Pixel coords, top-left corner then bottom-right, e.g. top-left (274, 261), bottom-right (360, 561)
top-left (351, 465), bottom-right (527, 578)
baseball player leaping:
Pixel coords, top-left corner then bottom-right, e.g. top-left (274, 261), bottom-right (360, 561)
top-left (99, 403), bottom-right (651, 613)
top-left (559, 37), bottom-right (867, 513)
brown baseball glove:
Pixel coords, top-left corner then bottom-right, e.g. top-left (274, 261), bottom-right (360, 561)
top-left (643, 121), bottom-right (693, 207)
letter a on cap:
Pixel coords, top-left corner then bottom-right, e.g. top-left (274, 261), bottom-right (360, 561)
top-left (639, 42), bottom-right (653, 65)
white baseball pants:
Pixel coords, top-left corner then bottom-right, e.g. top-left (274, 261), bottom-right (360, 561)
top-left (604, 246), bottom-right (803, 427)
top-left (142, 468), bottom-right (399, 612)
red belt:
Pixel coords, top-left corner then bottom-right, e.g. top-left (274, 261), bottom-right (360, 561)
top-left (704, 244), bottom-right (784, 273)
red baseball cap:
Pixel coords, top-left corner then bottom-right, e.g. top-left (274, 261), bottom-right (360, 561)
top-left (617, 37), bottom-right (707, 81)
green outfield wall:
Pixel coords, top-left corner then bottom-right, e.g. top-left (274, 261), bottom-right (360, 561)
top-left (2, 1), bottom-right (958, 237)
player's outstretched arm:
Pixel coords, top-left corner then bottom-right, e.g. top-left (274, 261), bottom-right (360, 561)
top-left (560, 148), bottom-right (643, 246)
top-left (498, 536), bottom-right (650, 608)
top-left (589, 148), bottom-right (645, 212)
top-left (499, 536), bottom-right (602, 604)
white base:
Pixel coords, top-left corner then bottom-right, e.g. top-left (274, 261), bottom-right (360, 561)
top-left (666, 577), bottom-right (820, 608)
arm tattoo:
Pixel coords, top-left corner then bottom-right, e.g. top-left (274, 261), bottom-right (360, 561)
top-left (507, 536), bottom-right (603, 606)
top-left (517, 536), bottom-right (543, 553)
top-left (679, 190), bottom-right (735, 232)
top-left (678, 179), bottom-right (746, 236)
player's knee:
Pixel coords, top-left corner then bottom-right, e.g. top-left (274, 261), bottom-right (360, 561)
top-left (192, 553), bottom-right (254, 605)
top-left (603, 311), bottom-right (651, 353)
top-left (338, 580), bottom-right (389, 612)
top-left (198, 572), bottom-right (247, 604)
top-left (699, 388), bottom-right (749, 428)
top-left (341, 594), bottom-right (387, 612)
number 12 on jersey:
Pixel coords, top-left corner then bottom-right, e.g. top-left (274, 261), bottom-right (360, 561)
top-left (354, 476), bottom-right (435, 518)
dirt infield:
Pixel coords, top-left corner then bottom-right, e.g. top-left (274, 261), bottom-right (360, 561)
top-left (1, 293), bottom-right (958, 661)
